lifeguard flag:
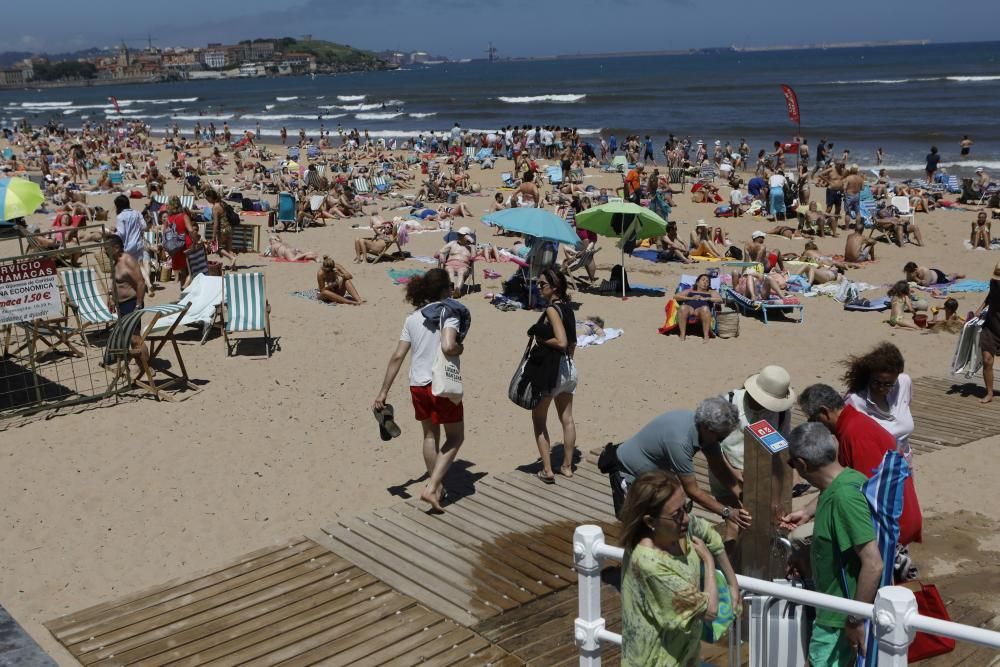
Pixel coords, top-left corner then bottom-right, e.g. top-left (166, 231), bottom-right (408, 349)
top-left (780, 84), bottom-right (800, 125)
top-left (108, 96), bottom-right (121, 114)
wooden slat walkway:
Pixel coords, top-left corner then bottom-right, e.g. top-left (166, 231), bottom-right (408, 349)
top-left (43, 538), bottom-right (520, 666)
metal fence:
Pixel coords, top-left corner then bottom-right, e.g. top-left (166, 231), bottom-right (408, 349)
top-left (0, 233), bottom-right (118, 426)
top-left (573, 524), bottom-right (1000, 666)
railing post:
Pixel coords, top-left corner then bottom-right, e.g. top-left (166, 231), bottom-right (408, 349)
top-left (874, 585), bottom-right (917, 667)
top-left (574, 525), bottom-right (606, 667)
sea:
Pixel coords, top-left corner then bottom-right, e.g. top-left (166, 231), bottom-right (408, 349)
top-left (2, 41), bottom-right (999, 177)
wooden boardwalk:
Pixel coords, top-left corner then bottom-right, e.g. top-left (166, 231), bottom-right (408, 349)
top-left (41, 373), bottom-right (1000, 666)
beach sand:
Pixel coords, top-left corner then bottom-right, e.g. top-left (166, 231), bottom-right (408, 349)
top-left (1, 140), bottom-right (999, 662)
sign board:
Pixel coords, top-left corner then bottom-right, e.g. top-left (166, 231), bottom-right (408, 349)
top-left (0, 259), bottom-right (63, 326)
top-left (747, 419), bottom-right (788, 454)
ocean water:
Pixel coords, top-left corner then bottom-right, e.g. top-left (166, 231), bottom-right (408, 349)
top-left (2, 41), bottom-right (999, 175)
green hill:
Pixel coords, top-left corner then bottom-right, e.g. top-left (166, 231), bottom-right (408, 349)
top-left (274, 37), bottom-right (389, 72)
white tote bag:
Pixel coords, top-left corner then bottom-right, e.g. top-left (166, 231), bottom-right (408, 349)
top-left (431, 346), bottom-right (463, 404)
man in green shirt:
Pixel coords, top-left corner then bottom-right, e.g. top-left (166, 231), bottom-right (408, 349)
top-left (787, 423), bottom-right (884, 666)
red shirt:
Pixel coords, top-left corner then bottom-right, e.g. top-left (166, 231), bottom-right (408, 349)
top-left (836, 404), bottom-right (922, 544)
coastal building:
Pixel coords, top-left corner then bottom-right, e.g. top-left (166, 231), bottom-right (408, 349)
top-left (280, 52), bottom-right (317, 73)
top-left (203, 46), bottom-right (230, 69)
top-left (0, 69), bottom-right (26, 87)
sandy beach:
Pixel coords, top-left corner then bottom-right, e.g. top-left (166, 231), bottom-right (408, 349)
top-left (2, 135), bottom-right (1000, 663)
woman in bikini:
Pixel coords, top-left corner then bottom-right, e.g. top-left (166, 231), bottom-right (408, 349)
top-left (676, 274), bottom-right (722, 342)
top-left (269, 235), bottom-right (317, 262)
top-left (317, 256), bottom-right (364, 305)
top-left (689, 222), bottom-right (724, 258)
top-left (354, 219), bottom-right (396, 263)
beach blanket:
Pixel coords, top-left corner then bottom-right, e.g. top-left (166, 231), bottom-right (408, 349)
top-left (629, 283), bottom-right (667, 295)
top-left (408, 256), bottom-right (439, 265)
top-left (388, 268), bottom-right (426, 285)
top-left (578, 327), bottom-right (623, 348)
top-left (939, 279), bottom-right (989, 293)
top-left (290, 289), bottom-right (337, 307)
top-left (631, 248), bottom-right (662, 263)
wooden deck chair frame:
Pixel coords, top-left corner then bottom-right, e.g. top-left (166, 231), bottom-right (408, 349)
top-left (60, 267), bottom-right (117, 345)
top-left (105, 303), bottom-right (195, 401)
top-left (220, 272), bottom-right (272, 357)
top-left (561, 245), bottom-right (601, 287)
top-left (5, 317), bottom-right (83, 364)
top-left (367, 229), bottom-right (405, 264)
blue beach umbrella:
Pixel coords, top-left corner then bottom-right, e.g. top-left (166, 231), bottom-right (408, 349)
top-left (481, 207), bottom-right (580, 246)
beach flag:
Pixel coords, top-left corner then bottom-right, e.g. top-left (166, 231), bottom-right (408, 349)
top-left (780, 85), bottom-right (800, 125)
top-left (108, 96), bottom-right (121, 115)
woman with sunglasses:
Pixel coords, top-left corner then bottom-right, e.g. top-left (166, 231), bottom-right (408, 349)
top-left (842, 342), bottom-right (914, 466)
top-left (527, 269), bottom-right (577, 483)
top-left (619, 470), bottom-right (739, 667)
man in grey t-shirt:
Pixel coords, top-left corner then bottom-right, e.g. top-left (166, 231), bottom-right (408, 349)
top-left (611, 397), bottom-right (753, 531)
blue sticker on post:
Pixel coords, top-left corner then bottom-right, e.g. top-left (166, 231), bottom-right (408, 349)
top-left (747, 419), bottom-right (788, 454)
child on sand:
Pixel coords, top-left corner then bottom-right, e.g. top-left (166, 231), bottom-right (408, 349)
top-left (887, 281), bottom-right (922, 330)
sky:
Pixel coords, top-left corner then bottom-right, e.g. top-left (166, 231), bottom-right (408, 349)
top-left (5, 0), bottom-right (999, 58)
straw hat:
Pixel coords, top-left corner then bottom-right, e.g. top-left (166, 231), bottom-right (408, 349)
top-left (744, 365), bottom-right (796, 413)
top-left (993, 262), bottom-right (1000, 278)
top-left (695, 219), bottom-right (708, 228)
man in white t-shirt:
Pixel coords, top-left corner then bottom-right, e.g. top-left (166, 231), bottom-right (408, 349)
top-left (768, 171), bottom-right (788, 220)
top-left (449, 123), bottom-right (461, 149)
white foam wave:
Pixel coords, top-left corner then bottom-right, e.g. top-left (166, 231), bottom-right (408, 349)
top-left (275, 96), bottom-right (299, 101)
top-left (947, 75), bottom-right (1000, 82)
top-left (104, 108), bottom-right (144, 115)
top-left (337, 95), bottom-right (366, 101)
top-left (497, 94), bottom-right (586, 103)
top-left (118, 97), bottom-right (199, 104)
top-left (170, 113), bottom-right (234, 121)
top-left (316, 96), bottom-right (325, 99)
top-left (356, 112), bottom-right (404, 120)
top-left (383, 99), bottom-right (405, 106)
top-left (18, 101), bottom-right (73, 108)
top-left (408, 112), bottom-right (436, 118)
top-left (320, 113), bottom-right (347, 119)
top-left (241, 113), bottom-right (323, 120)
top-left (320, 103), bottom-right (381, 111)
top-left (265, 104), bottom-right (276, 110)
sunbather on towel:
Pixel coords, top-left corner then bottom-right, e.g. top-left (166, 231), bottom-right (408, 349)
top-left (689, 221), bottom-right (724, 259)
top-left (903, 261), bottom-right (964, 287)
top-left (731, 269), bottom-right (787, 302)
top-left (269, 235), bottom-right (317, 262)
top-left (576, 316), bottom-right (606, 338)
top-left (317, 256), bottom-right (364, 305)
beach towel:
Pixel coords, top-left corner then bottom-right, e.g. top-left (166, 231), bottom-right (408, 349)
top-left (631, 248), bottom-right (663, 263)
top-left (577, 327), bottom-right (623, 348)
top-left (942, 279), bottom-right (989, 293)
top-left (290, 289), bottom-right (337, 307)
top-left (387, 268), bottom-right (426, 285)
top-left (628, 283), bottom-right (667, 295)
top-left (408, 256), bottom-right (440, 265)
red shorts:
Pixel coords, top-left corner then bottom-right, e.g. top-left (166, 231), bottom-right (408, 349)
top-left (410, 384), bottom-right (464, 425)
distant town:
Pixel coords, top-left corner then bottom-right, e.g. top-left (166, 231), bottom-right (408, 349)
top-left (0, 35), bottom-right (452, 89)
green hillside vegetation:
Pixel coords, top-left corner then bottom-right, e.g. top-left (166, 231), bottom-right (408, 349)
top-left (274, 37), bottom-right (387, 71)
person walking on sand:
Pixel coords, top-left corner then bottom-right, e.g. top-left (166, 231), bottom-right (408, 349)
top-left (373, 268), bottom-right (470, 511)
top-left (975, 262), bottom-right (1000, 403)
top-left (527, 269), bottom-right (578, 483)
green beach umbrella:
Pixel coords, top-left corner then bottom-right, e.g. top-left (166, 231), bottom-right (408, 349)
top-left (576, 201), bottom-right (667, 298)
top-left (0, 177), bottom-right (44, 222)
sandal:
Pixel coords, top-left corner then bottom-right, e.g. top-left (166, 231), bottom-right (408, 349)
top-left (537, 470), bottom-right (556, 485)
top-left (373, 404), bottom-right (401, 440)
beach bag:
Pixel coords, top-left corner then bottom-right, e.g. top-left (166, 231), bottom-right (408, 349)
top-left (725, 246), bottom-right (743, 261)
top-left (431, 346), bottom-right (463, 404)
top-left (508, 338), bottom-right (542, 410)
top-left (162, 224), bottom-right (186, 255)
top-left (905, 582), bottom-right (955, 662)
top-left (609, 264), bottom-right (630, 293)
top-left (223, 202), bottom-right (241, 227)
top-left (716, 307), bottom-right (740, 339)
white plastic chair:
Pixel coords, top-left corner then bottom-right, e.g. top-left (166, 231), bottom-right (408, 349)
top-left (890, 195), bottom-right (915, 227)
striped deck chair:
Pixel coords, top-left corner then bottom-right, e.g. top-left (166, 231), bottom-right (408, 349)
top-left (943, 174), bottom-right (961, 193)
top-left (153, 195), bottom-right (195, 210)
top-left (61, 268), bottom-right (117, 343)
top-left (185, 244), bottom-right (209, 280)
top-left (109, 171), bottom-right (124, 186)
top-left (222, 272), bottom-right (272, 357)
top-left (699, 163), bottom-right (717, 182)
top-left (352, 177), bottom-right (371, 195)
top-left (463, 146), bottom-right (476, 158)
top-left (721, 285), bottom-right (803, 324)
top-left (669, 166), bottom-right (685, 192)
top-left (372, 175), bottom-right (390, 194)
top-left (104, 302), bottom-right (194, 401)
top-left (546, 165), bottom-right (564, 185)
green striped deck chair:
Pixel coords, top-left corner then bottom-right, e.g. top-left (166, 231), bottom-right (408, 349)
top-left (222, 272), bottom-right (272, 357)
top-left (61, 267), bottom-right (117, 343)
top-left (352, 177), bottom-right (371, 195)
top-left (153, 195), bottom-right (195, 209)
top-left (105, 303), bottom-right (194, 400)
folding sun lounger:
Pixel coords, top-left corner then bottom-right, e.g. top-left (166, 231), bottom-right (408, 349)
top-left (721, 284), bottom-right (803, 324)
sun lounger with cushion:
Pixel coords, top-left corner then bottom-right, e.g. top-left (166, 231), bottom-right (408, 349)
top-left (721, 284), bottom-right (804, 324)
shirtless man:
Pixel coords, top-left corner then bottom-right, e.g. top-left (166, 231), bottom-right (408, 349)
top-left (107, 234), bottom-right (149, 373)
top-left (903, 262), bottom-right (964, 287)
top-left (818, 162), bottom-right (847, 220)
top-left (513, 170), bottom-right (541, 207)
top-left (873, 204), bottom-right (923, 247)
top-left (844, 222), bottom-right (878, 263)
top-left (658, 222), bottom-right (694, 263)
top-left (841, 165), bottom-right (865, 226)
top-left (744, 230), bottom-right (784, 271)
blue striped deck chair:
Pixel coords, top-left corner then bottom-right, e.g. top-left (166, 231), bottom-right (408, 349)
top-left (699, 163), bottom-right (717, 182)
top-left (501, 172), bottom-right (515, 188)
top-left (833, 450), bottom-right (910, 667)
top-left (60, 267), bottom-right (117, 343)
top-left (475, 147), bottom-right (493, 162)
top-left (943, 174), bottom-right (961, 193)
top-left (352, 177), bottom-right (371, 194)
top-left (222, 272), bottom-right (272, 357)
top-left (287, 147), bottom-right (300, 161)
top-left (109, 171), bottom-right (124, 186)
top-left (547, 165), bottom-right (564, 185)
top-left (307, 145), bottom-right (320, 159)
top-left (372, 175), bottom-right (390, 194)
top-left (721, 284), bottom-right (804, 324)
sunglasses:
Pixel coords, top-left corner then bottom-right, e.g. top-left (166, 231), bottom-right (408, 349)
top-left (870, 378), bottom-right (896, 390)
top-left (664, 499), bottom-right (695, 524)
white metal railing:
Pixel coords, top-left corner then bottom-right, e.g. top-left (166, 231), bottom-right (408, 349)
top-left (573, 525), bottom-right (1000, 666)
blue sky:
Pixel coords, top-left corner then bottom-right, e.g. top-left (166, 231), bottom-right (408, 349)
top-left (5, 0), bottom-right (999, 57)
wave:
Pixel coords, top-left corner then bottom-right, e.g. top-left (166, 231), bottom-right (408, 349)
top-left (118, 97), bottom-right (199, 104)
top-left (275, 96), bottom-right (299, 101)
top-left (316, 96), bottom-right (325, 99)
top-left (170, 113), bottom-right (234, 121)
top-left (408, 112), bottom-right (436, 118)
top-left (947, 75), bottom-right (1000, 82)
top-left (265, 104), bottom-right (276, 110)
top-left (825, 75), bottom-right (1000, 85)
top-left (338, 95), bottom-right (366, 101)
top-left (497, 94), bottom-right (586, 103)
top-left (104, 108), bottom-right (144, 115)
top-left (15, 101), bottom-right (74, 108)
top-left (241, 113), bottom-right (324, 120)
top-left (356, 112), bottom-right (404, 120)
top-left (320, 103), bottom-right (382, 111)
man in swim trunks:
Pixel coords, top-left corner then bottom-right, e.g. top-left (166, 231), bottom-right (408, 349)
top-left (903, 262), bottom-right (964, 287)
top-left (844, 222), bottom-right (877, 263)
top-left (818, 162), bottom-right (846, 220)
top-left (107, 234), bottom-right (150, 373)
